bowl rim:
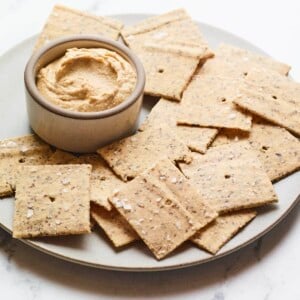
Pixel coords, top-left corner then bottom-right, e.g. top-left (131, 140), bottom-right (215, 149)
top-left (24, 35), bottom-right (145, 120)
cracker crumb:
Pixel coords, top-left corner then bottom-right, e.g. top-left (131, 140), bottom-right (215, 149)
top-left (228, 113), bottom-right (236, 120)
top-left (26, 209), bottom-right (34, 219)
top-left (171, 177), bottom-right (177, 184)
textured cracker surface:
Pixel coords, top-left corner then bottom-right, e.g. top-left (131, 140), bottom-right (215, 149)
top-left (212, 119), bottom-right (300, 181)
top-left (98, 124), bottom-right (192, 181)
top-left (180, 141), bottom-right (278, 213)
top-left (177, 74), bottom-right (252, 131)
top-left (192, 210), bottom-right (257, 254)
top-left (91, 204), bottom-right (138, 247)
top-left (234, 68), bottom-right (300, 136)
top-left (34, 4), bottom-right (123, 50)
top-left (109, 159), bottom-right (216, 259)
top-left (76, 154), bottom-right (126, 210)
top-left (122, 9), bottom-right (213, 100)
top-left (13, 164), bottom-right (92, 238)
top-left (47, 150), bottom-right (77, 164)
top-left (200, 44), bottom-right (291, 77)
top-left (140, 98), bottom-right (218, 153)
top-left (0, 135), bottom-right (52, 197)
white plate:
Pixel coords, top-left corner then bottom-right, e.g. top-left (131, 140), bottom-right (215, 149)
top-left (0, 14), bottom-right (299, 272)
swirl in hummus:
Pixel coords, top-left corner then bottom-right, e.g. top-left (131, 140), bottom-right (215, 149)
top-left (36, 48), bottom-right (137, 112)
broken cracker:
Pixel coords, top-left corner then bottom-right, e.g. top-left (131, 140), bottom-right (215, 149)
top-left (212, 119), bottom-right (300, 181)
top-left (192, 209), bottom-right (257, 254)
top-left (98, 124), bottom-right (192, 181)
top-left (34, 4), bottom-right (123, 50)
top-left (179, 141), bottom-right (278, 213)
top-left (13, 164), bottom-right (92, 238)
top-left (234, 68), bottom-right (300, 136)
top-left (0, 135), bottom-right (52, 197)
top-left (91, 203), bottom-right (138, 247)
top-left (140, 98), bottom-right (218, 153)
top-left (109, 159), bottom-right (217, 260)
top-left (122, 9), bottom-right (213, 100)
top-left (177, 74), bottom-right (252, 131)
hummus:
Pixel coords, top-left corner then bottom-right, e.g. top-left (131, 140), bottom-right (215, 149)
top-left (36, 48), bottom-right (137, 112)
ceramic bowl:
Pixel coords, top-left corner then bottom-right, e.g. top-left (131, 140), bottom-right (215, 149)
top-left (24, 35), bottom-right (145, 153)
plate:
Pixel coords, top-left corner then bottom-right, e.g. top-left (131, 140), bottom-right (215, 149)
top-left (0, 14), bottom-right (299, 272)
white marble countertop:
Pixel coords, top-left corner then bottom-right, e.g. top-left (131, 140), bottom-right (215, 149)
top-left (0, 0), bottom-right (299, 299)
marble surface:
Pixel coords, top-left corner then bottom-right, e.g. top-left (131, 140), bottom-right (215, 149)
top-left (0, 0), bottom-right (299, 299)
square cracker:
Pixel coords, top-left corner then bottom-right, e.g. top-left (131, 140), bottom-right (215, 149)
top-left (91, 204), bottom-right (138, 247)
top-left (200, 43), bottom-right (291, 77)
top-left (179, 141), bottom-right (278, 213)
top-left (98, 124), bottom-right (192, 181)
top-left (177, 73), bottom-right (252, 131)
top-left (212, 119), bottom-right (300, 182)
top-left (192, 210), bottom-right (257, 254)
top-left (34, 4), bottom-right (123, 50)
top-left (0, 135), bottom-right (52, 197)
top-left (233, 68), bottom-right (300, 136)
top-left (140, 98), bottom-right (218, 153)
top-left (13, 164), bottom-right (92, 238)
top-left (76, 154), bottom-right (126, 211)
top-left (122, 9), bottom-right (213, 100)
top-left (109, 159), bottom-right (217, 259)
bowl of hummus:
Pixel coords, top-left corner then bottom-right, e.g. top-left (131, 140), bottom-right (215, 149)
top-left (24, 35), bottom-right (145, 153)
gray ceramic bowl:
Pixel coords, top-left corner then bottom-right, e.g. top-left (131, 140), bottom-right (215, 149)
top-left (24, 35), bottom-right (145, 153)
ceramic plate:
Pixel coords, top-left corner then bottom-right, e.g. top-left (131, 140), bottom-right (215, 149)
top-left (0, 14), bottom-right (299, 272)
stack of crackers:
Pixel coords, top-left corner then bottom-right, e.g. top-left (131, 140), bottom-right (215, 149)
top-left (1, 5), bottom-right (299, 260)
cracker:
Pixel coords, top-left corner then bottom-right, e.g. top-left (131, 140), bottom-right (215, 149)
top-left (13, 164), bottom-right (91, 238)
top-left (98, 124), bottom-right (192, 181)
top-left (179, 141), bottom-right (278, 213)
top-left (34, 4), bottom-right (123, 50)
top-left (91, 204), bottom-right (138, 247)
top-left (233, 68), bottom-right (300, 136)
top-left (200, 43), bottom-right (291, 77)
top-left (122, 9), bottom-right (213, 100)
top-left (76, 154), bottom-right (125, 210)
top-left (0, 135), bottom-right (52, 197)
top-left (140, 98), bottom-right (218, 153)
top-left (109, 159), bottom-right (216, 259)
top-left (47, 149), bottom-right (77, 164)
top-left (177, 74), bottom-right (252, 131)
top-left (212, 119), bottom-right (300, 181)
top-left (192, 209), bottom-right (257, 254)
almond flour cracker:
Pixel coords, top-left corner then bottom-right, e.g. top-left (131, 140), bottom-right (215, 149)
top-left (34, 4), bottom-right (123, 50)
top-left (91, 204), bottom-right (138, 247)
top-left (177, 74), bottom-right (252, 131)
top-left (180, 141), bottom-right (278, 213)
top-left (0, 135), bottom-right (52, 197)
top-left (233, 68), bottom-right (300, 136)
top-left (212, 119), bottom-right (300, 182)
top-left (122, 9), bottom-right (213, 100)
top-left (98, 124), bottom-right (192, 181)
top-left (192, 210), bottom-right (257, 254)
top-left (110, 159), bottom-right (217, 260)
top-left (13, 164), bottom-right (92, 238)
top-left (140, 98), bottom-right (218, 153)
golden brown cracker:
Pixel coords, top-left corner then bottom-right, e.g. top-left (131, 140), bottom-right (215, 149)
top-left (234, 68), bottom-right (300, 136)
top-left (213, 120), bottom-right (300, 181)
top-left (122, 9), bottom-right (213, 100)
top-left (0, 135), bottom-right (52, 197)
top-left (179, 141), bottom-right (278, 213)
top-left (177, 74), bottom-right (252, 131)
top-left (109, 159), bottom-right (216, 260)
top-left (91, 204), bottom-right (138, 247)
top-left (192, 209), bottom-right (257, 254)
top-left (140, 98), bottom-right (218, 153)
top-left (13, 164), bottom-right (91, 238)
top-left (34, 4), bottom-right (123, 50)
top-left (98, 124), bottom-right (192, 181)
